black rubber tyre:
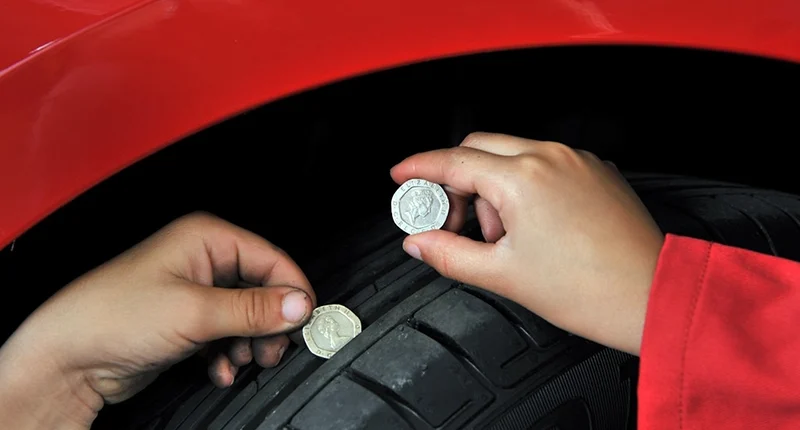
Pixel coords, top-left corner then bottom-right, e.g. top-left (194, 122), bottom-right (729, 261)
top-left (94, 173), bottom-right (800, 430)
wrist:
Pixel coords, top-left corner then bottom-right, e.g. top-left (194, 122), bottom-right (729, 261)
top-left (573, 232), bottom-right (664, 356)
top-left (625, 232), bottom-right (666, 356)
top-left (0, 325), bottom-right (101, 429)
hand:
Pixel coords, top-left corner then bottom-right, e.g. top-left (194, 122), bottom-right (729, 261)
top-left (0, 213), bottom-right (316, 429)
top-left (391, 133), bottom-right (664, 355)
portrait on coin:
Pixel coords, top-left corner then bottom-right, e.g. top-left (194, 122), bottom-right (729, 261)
top-left (400, 187), bottom-right (440, 227)
top-left (316, 315), bottom-right (348, 349)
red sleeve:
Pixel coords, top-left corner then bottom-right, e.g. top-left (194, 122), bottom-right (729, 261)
top-left (638, 234), bottom-right (800, 430)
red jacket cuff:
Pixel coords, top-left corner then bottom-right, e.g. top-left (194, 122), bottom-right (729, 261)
top-left (638, 233), bottom-right (712, 429)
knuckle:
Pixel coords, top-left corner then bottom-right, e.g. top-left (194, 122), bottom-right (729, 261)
top-left (183, 211), bottom-right (218, 226)
top-left (578, 149), bottom-right (601, 162)
top-left (169, 211), bottom-right (218, 233)
top-left (510, 154), bottom-right (550, 197)
top-left (154, 211), bottom-right (221, 250)
top-left (515, 154), bottom-right (547, 175)
top-left (234, 288), bottom-right (271, 333)
top-left (435, 251), bottom-right (457, 279)
top-left (460, 131), bottom-right (497, 148)
top-left (543, 141), bottom-right (583, 166)
top-left (460, 132), bottom-right (484, 148)
top-left (545, 141), bottom-right (574, 156)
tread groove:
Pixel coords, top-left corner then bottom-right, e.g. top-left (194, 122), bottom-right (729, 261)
top-left (456, 285), bottom-right (566, 351)
top-left (409, 318), bottom-right (496, 390)
top-left (752, 194), bottom-right (800, 233)
top-left (343, 368), bottom-right (430, 429)
top-left (717, 197), bottom-right (778, 256)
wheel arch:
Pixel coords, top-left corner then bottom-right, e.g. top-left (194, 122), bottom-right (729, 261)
top-left (1, 0), bottom-right (799, 248)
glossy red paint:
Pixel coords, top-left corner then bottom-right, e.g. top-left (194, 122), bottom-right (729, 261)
top-left (1, 0), bottom-right (799, 248)
top-left (0, 0), bottom-right (147, 72)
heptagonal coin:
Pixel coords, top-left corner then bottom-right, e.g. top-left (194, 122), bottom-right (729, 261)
top-left (302, 304), bottom-right (362, 359)
top-left (391, 179), bottom-right (450, 235)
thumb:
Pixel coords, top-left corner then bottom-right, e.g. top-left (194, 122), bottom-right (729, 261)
top-left (403, 230), bottom-right (500, 287)
top-left (195, 285), bottom-right (313, 341)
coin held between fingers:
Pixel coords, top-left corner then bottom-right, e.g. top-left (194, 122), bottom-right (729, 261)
top-left (391, 179), bottom-right (450, 235)
top-left (302, 304), bottom-right (362, 359)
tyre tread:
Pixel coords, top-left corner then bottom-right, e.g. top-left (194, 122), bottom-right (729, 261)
top-left (109, 174), bottom-right (800, 430)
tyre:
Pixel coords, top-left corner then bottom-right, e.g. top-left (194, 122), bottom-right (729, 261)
top-left (94, 173), bottom-right (800, 430)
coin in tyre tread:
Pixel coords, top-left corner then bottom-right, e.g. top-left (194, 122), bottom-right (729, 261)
top-left (97, 174), bottom-right (800, 430)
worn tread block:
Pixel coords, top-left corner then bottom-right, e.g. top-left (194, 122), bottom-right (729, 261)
top-left (414, 289), bottom-right (534, 387)
top-left (290, 376), bottom-right (412, 430)
top-left (461, 286), bottom-right (567, 349)
top-left (351, 325), bottom-right (492, 427)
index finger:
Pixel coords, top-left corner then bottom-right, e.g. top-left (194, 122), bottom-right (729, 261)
top-left (390, 147), bottom-right (509, 211)
top-left (165, 213), bottom-right (316, 306)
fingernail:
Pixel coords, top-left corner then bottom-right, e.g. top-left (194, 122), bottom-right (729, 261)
top-left (403, 242), bottom-right (421, 260)
top-left (282, 291), bottom-right (309, 323)
top-left (277, 345), bottom-right (287, 362)
top-left (227, 364), bottom-right (238, 387)
top-left (480, 225), bottom-right (489, 241)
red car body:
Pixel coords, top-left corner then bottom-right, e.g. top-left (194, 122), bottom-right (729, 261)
top-left (1, 0), bottom-right (799, 249)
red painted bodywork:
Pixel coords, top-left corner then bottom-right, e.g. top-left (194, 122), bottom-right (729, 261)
top-left (1, 0), bottom-right (799, 248)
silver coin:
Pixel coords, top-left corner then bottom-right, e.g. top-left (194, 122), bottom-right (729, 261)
top-left (302, 304), bottom-right (362, 359)
top-left (391, 179), bottom-right (450, 235)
